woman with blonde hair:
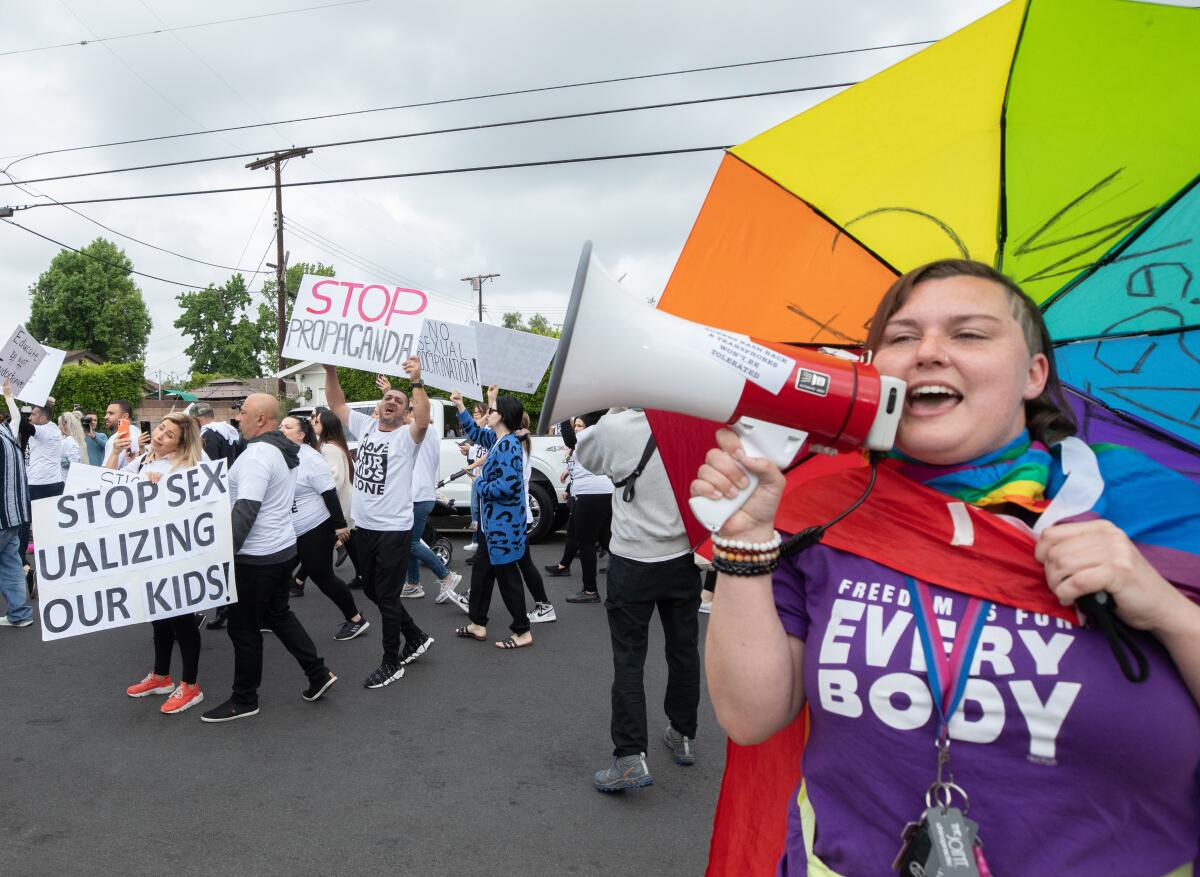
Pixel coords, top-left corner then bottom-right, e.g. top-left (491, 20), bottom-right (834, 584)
top-left (115, 413), bottom-right (209, 715)
top-left (58, 411), bottom-right (86, 480)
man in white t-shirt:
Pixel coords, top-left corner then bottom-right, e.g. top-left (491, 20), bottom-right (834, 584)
top-left (102, 400), bottom-right (141, 469)
top-left (201, 393), bottom-right (337, 723)
top-left (17, 400), bottom-right (65, 552)
top-left (325, 358), bottom-right (434, 690)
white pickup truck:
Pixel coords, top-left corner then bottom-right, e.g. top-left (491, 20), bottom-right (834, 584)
top-left (289, 398), bottom-right (571, 542)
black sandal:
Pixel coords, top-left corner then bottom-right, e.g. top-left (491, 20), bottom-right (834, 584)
top-left (455, 626), bottom-right (486, 641)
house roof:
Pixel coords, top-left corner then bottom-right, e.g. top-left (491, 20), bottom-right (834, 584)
top-left (193, 377), bottom-right (298, 400)
top-left (275, 360), bottom-right (323, 379)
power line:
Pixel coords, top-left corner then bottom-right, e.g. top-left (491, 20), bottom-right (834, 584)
top-left (2, 82), bottom-right (850, 188)
top-left (0, 168), bottom-right (269, 272)
top-left (1, 0), bottom-right (371, 58)
top-left (1, 39), bottom-right (934, 167)
top-left (13, 145), bottom-right (733, 209)
top-left (2, 219), bottom-right (207, 288)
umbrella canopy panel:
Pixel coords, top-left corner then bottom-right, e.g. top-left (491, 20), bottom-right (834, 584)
top-left (728, 0), bottom-right (1024, 275)
top-left (1002, 0), bottom-right (1200, 303)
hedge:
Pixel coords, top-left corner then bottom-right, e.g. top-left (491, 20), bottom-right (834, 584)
top-left (49, 361), bottom-right (145, 418)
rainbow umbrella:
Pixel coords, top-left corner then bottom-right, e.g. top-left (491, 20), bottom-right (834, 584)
top-left (643, 0), bottom-right (1200, 871)
top-left (653, 0), bottom-right (1200, 551)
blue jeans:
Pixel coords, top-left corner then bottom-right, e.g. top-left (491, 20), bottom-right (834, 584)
top-left (0, 526), bottom-right (32, 623)
top-left (407, 500), bottom-right (449, 585)
top-left (469, 478), bottom-right (479, 527)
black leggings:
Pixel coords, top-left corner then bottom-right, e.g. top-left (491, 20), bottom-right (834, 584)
top-left (516, 545), bottom-right (548, 604)
top-left (557, 495), bottom-right (578, 569)
top-left (468, 530), bottom-right (529, 634)
top-left (296, 518), bottom-right (360, 622)
top-left (573, 493), bottom-right (612, 595)
top-left (152, 616), bottom-right (200, 684)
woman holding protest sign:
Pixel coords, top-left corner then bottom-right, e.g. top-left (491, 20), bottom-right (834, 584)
top-left (117, 412), bottom-right (208, 715)
top-left (280, 415), bottom-right (368, 641)
top-left (450, 389), bottom-right (533, 649)
top-left (697, 260), bottom-right (1200, 875)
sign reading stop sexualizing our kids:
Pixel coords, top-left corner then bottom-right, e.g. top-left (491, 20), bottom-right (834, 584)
top-left (281, 274), bottom-right (431, 374)
top-left (33, 460), bottom-right (236, 641)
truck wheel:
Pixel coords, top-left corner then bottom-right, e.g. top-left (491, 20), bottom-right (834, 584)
top-left (526, 481), bottom-right (556, 544)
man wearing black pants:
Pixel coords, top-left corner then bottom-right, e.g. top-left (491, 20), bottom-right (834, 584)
top-left (325, 357), bottom-right (434, 689)
top-left (201, 394), bottom-right (337, 722)
top-left (575, 408), bottom-right (701, 792)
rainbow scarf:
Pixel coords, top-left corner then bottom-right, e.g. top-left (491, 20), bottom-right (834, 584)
top-left (886, 433), bottom-right (1053, 514)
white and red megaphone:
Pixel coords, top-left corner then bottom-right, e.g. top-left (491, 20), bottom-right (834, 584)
top-left (540, 243), bottom-right (905, 532)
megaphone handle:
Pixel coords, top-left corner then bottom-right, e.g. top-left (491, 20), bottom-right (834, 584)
top-left (688, 417), bottom-right (809, 535)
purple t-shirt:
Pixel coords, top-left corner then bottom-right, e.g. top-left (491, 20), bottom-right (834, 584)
top-left (773, 543), bottom-right (1200, 876)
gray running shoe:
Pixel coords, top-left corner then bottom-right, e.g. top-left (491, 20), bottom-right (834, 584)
top-left (594, 753), bottom-right (653, 792)
top-left (663, 725), bottom-right (696, 766)
top-left (400, 584), bottom-right (424, 599)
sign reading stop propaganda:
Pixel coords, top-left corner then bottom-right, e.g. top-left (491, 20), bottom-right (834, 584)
top-left (282, 275), bottom-right (431, 372)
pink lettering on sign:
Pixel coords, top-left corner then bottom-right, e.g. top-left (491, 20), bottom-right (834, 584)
top-left (303, 280), bottom-right (428, 327)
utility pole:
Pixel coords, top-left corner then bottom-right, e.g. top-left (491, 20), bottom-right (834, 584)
top-left (247, 147), bottom-right (312, 394)
top-left (461, 273), bottom-right (500, 322)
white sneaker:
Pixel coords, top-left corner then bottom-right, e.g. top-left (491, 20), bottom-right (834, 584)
top-left (0, 616), bottom-right (34, 628)
top-left (463, 541), bottom-right (478, 555)
top-left (436, 572), bottom-right (463, 604)
top-left (528, 602), bottom-right (557, 624)
top-left (401, 584), bottom-right (425, 599)
top-left (699, 601), bottom-right (713, 615)
top-left (448, 589), bottom-right (470, 614)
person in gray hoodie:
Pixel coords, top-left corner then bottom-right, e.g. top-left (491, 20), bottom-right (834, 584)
top-left (574, 407), bottom-right (701, 792)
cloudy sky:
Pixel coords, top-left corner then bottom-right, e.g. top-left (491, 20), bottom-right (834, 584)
top-left (1, 0), bottom-right (1042, 381)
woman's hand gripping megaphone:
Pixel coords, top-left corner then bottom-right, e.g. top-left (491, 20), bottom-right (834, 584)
top-left (689, 417), bottom-right (808, 535)
top-left (691, 423), bottom-right (790, 541)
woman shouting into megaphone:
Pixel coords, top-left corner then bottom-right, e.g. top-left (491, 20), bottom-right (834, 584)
top-left (695, 259), bottom-right (1200, 876)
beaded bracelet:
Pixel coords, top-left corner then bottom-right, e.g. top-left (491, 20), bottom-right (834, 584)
top-left (710, 531), bottom-right (782, 577)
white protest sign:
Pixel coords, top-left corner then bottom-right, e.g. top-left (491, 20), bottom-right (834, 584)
top-left (472, 322), bottom-right (559, 393)
top-left (64, 461), bottom-right (146, 495)
top-left (18, 344), bottom-right (66, 407)
top-left (0, 325), bottom-right (64, 405)
top-left (33, 460), bottom-right (235, 641)
top-left (417, 319), bottom-right (481, 399)
top-left (703, 327), bottom-right (793, 394)
top-left (281, 274), bottom-right (431, 373)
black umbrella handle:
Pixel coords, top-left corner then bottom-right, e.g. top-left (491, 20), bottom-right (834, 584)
top-left (1078, 592), bottom-right (1149, 683)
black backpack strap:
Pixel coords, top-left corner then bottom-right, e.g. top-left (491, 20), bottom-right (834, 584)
top-left (611, 434), bottom-right (658, 502)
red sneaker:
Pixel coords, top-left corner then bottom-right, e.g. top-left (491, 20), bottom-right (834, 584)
top-left (127, 673), bottom-right (174, 698)
top-left (161, 682), bottom-right (204, 715)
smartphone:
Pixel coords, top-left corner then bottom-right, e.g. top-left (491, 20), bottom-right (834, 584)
top-left (117, 417), bottom-right (130, 440)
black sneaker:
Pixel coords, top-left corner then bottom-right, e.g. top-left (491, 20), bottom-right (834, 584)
top-left (334, 618), bottom-right (370, 641)
top-left (289, 584), bottom-right (304, 598)
top-left (200, 699), bottom-right (260, 723)
top-left (363, 662), bottom-right (404, 689)
top-left (399, 633), bottom-right (435, 665)
top-left (206, 606), bottom-right (229, 629)
top-left (543, 564), bottom-right (570, 577)
top-left (302, 672), bottom-right (338, 702)
top-left (566, 590), bottom-right (601, 604)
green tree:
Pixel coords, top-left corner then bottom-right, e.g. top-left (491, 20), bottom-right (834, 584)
top-left (27, 238), bottom-right (153, 361)
top-left (501, 311), bottom-right (526, 330)
top-left (174, 273), bottom-right (272, 377)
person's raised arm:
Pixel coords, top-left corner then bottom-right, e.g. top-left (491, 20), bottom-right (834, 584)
top-left (486, 384), bottom-right (498, 410)
top-left (694, 428), bottom-right (806, 745)
top-left (2, 380), bottom-right (18, 430)
top-left (323, 364), bottom-right (351, 431)
top-left (403, 356), bottom-right (430, 444)
top-left (449, 390), bottom-right (495, 449)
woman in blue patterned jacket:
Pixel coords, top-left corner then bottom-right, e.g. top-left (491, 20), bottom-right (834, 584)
top-left (451, 389), bottom-right (533, 649)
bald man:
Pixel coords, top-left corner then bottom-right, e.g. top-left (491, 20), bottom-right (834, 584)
top-left (201, 393), bottom-right (337, 722)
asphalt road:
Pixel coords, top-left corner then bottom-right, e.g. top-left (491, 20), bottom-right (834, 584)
top-left (0, 533), bottom-right (725, 877)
